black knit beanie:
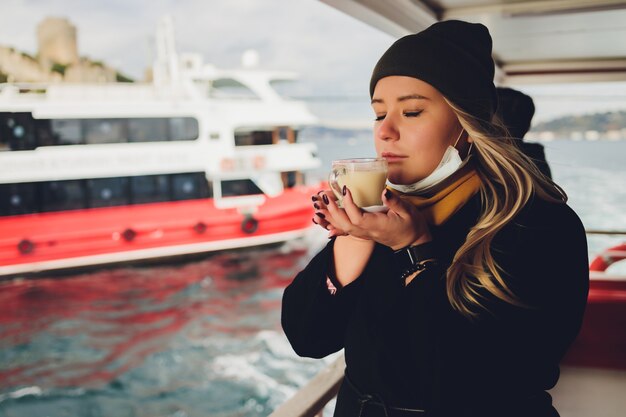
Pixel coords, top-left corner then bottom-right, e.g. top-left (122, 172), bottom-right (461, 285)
top-left (370, 20), bottom-right (497, 123)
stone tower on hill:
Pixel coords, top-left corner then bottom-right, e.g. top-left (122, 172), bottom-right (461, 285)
top-left (0, 17), bottom-right (128, 83)
top-left (36, 17), bottom-right (79, 68)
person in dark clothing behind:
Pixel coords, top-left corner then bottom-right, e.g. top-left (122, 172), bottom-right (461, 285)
top-left (496, 87), bottom-right (553, 178)
top-left (282, 20), bottom-right (588, 417)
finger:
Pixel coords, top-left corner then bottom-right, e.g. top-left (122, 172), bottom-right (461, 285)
top-left (312, 191), bottom-right (325, 210)
top-left (312, 193), bottom-right (321, 209)
top-left (382, 189), bottom-right (412, 218)
top-left (341, 186), bottom-right (365, 224)
top-left (323, 191), bottom-right (354, 231)
top-left (315, 208), bottom-right (346, 234)
top-left (313, 212), bottom-right (332, 229)
top-left (315, 190), bottom-right (338, 210)
top-left (313, 219), bottom-right (331, 232)
top-left (328, 231), bottom-right (348, 239)
top-left (323, 222), bottom-right (349, 239)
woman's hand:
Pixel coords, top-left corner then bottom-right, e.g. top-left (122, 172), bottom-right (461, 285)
top-left (314, 187), bottom-right (432, 250)
top-left (311, 190), bottom-right (347, 237)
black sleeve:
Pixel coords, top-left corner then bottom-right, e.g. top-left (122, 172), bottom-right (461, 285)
top-left (281, 238), bottom-right (367, 359)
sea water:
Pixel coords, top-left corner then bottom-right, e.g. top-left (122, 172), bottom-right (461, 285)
top-left (0, 134), bottom-right (625, 417)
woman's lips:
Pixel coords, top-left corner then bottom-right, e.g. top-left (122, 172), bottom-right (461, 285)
top-left (381, 152), bottom-right (408, 163)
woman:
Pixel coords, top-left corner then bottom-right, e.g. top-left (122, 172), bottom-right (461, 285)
top-left (281, 20), bottom-right (589, 417)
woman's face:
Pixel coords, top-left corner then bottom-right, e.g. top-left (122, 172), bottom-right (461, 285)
top-left (372, 76), bottom-right (463, 185)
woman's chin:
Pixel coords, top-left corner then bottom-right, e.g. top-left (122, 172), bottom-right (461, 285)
top-left (387, 173), bottom-right (406, 185)
top-left (387, 172), bottom-right (421, 185)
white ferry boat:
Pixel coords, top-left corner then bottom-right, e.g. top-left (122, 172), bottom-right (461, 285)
top-left (0, 18), bottom-right (321, 276)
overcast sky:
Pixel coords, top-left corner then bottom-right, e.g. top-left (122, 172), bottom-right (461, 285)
top-left (1, 0), bottom-right (625, 126)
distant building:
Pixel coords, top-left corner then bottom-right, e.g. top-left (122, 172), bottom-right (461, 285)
top-left (570, 131), bottom-right (584, 141)
top-left (37, 17), bottom-right (79, 67)
top-left (606, 130), bottom-right (622, 141)
top-left (538, 131), bottom-right (555, 141)
top-left (585, 130), bottom-right (600, 141)
top-left (0, 17), bottom-right (124, 84)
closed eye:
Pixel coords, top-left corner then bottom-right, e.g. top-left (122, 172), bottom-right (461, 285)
top-left (374, 114), bottom-right (386, 121)
top-left (404, 111), bottom-right (422, 117)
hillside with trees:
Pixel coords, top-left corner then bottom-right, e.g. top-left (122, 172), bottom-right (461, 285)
top-left (531, 111), bottom-right (626, 135)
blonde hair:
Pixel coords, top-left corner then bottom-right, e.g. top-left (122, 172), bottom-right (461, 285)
top-left (443, 98), bottom-right (567, 319)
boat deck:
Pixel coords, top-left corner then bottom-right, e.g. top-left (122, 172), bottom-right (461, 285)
top-left (552, 366), bottom-right (626, 417)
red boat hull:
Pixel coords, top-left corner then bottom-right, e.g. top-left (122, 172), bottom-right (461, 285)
top-left (0, 185), bottom-right (319, 275)
top-left (563, 278), bottom-right (626, 370)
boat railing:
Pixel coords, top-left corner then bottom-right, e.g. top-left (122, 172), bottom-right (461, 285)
top-left (269, 354), bottom-right (345, 417)
top-left (587, 229), bottom-right (626, 281)
top-left (586, 230), bottom-right (626, 236)
top-left (0, 81), bottom-right (175, 101)
top-left (0, 82), bottom-right (52, 97)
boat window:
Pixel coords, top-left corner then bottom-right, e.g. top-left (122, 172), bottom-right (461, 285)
top-left (87, 177), bottom-right (130, 208)
top-left (235, 126), bottom-right (297, 146)
top-left (128, 118), bottom-right (169, 142)
top-left (1, 116), bottom-right (201, 148)
top-left (0, 172), bottom-right (217, 216)
top-left (50, 119), bottom-right (84, 146)
top-left (84, 119), bottom-right (127, 144)
top-left (171, 173), bottom-right (212, 201)
top-left (0, 112), bottom-right (37, 151)
top-left (34, 119), bottom-right (56, 147)
top-left (281, 171), bottom-right (303, 188)
top-left (209, 78), bottom-right (259, 100)
top-left (221, 179), bottom-right (263, 197)
top-left (234, 130), bottom-right (273, 146)
top-left (269, 79), bottom-right (297, 100)
top-left (0, 182), bottom-right (38, 216)
top-left (40, 180), bottom-right (86, 212)
top-left (169, 117), bottom-right (199, 141)
top-left (0, 113), bottom-right (10, 152)
top-left (130, 175), bottom-right (170, 204)
top-left (276, 126), bottom-right (298, 143)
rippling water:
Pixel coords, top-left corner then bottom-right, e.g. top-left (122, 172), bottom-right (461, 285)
top-left (0, 240), bottom-right (338, 417)
top-left (0, 136), bottom-right (625, 416)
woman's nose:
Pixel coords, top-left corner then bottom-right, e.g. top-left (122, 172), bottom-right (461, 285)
top-left (376, 115), bottom-right (399, 142)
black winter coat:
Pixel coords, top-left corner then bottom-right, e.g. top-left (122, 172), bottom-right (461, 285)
top-left (282, 194), bottom-right (589, 417)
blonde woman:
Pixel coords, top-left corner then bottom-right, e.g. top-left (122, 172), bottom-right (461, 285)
top-left (282, 20), bottom-right (588, 417)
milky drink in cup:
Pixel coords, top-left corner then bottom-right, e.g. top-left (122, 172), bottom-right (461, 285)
top-left (329, 158), bottom-right (388, 209)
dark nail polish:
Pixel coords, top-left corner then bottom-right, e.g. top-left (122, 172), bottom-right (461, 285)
top-left (314, 203), bottom-right (320, 209)
top-left (316, 212), bottom-right (326, 219)
top-left (322, 194), bottom-right (329, 205)
top-left (385, 190), bottom-right (393, 200)
top-left (312, 195), bottom-right (318, 202)
top-left (342, 185), bottom-right (347, 196)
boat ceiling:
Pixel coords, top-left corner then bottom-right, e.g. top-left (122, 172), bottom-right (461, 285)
top-left (320, 0), bottom-right (626, 85)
